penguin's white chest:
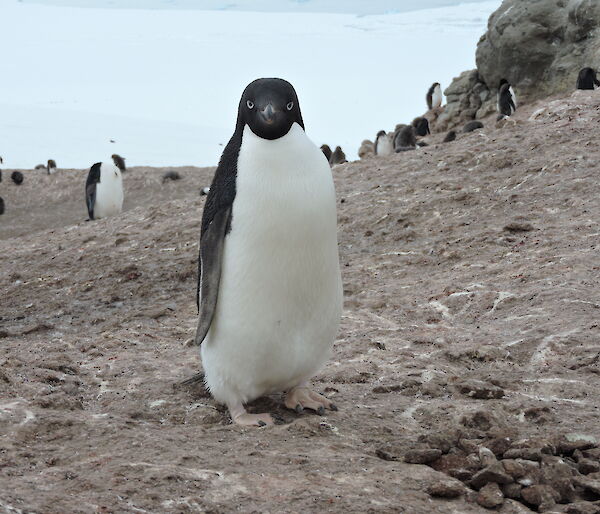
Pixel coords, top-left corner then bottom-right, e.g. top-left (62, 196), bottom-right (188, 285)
top-left (94, 163), bottom-right (123, 219)
top-left (201, 123), bottom-right (343, 406)
top-left (377, 134), bottom-right (394, 156)
top-left (431, 86), bottom-right (442, 108)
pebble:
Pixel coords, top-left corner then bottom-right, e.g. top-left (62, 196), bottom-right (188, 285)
top-left (470, 462), bottom-right (514, 489)
top-left (520, 485), bottom-right (559, 508)
top-left (504, 447), bottom-right (543, 461)
top-left (404, 448), bottom-right (442, 464)
top-left (477, 482), bottom-right (504, 509)
top-left (457, 379), bottom-right (505, 399)
top-left (579, 459), bottom-right (600, 475)
top-left (426, 480), bottom-right (465, 498)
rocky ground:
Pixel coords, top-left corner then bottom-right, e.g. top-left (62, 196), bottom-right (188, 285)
top-left (1, 90), bottom-right (600, 513)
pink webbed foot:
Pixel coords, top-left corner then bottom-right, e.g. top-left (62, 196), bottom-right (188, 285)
top-left (285, 385), bottom-right (338, 415)
top-left (228, 403), bottom-right (274, 427)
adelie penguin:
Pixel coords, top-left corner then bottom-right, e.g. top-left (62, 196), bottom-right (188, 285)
top-left (47, 159), bottom-right (57, 174)
top-left (184, 78), bottom-right (342, 426)
top-left (497, 79), bottom-right (516, 118)
top-left (576, 67), bottom-right (600, 90)
top-left (85, 161), bottom-right (124, 220)
top-left (426, 82), bottom-right (442, 110)
top-left (374, 130), bottom-right (394, 156)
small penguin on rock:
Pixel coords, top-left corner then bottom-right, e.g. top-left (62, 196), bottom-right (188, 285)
top-left (329, 146), bottom-right (347, 166)
top-left (374, 130), bottom-right (394, 156)
top-left (393, 125), bottom-right (416, 152)
top-left (183, 78), bottom-right (342, 427)
top-left (358, 139), bottom-right (374, 159)
top-left (426, 82), bottom-right (442, 110)
top-left (162, 171), bottom-right (181, 183)
top-left (11, 171), bottom-right (24, 185)
top-left (412, 117), bottom-right (430, 137)
top-left (320, 144), bottom-right (332, 162)
top-left (0, 197), bottom-right (5, 215)
top-left (85, 161), bottom-right (124, 220)
top-left (47, 159), bottom-right (57, 174)
top-left (443, 130), bottom-right (456, 143)
top-left (463, 121), bottom-right (484, 133)
top-left (497, 80), bottom-right (516, 119)
top-left (576, 67), bottom-right (600, 90)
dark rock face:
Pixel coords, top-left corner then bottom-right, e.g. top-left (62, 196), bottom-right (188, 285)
top-left (476, 0), bottom-right (600, 100)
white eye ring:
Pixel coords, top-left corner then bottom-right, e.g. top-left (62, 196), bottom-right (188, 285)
top-left (246, 100), bottom-right (254, 109)
top-left (286, 101), bottom-right (294, 111)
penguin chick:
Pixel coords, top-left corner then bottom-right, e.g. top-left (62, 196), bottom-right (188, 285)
top-left (463, 121), bottom-right (484, 133)
top-left (320, 144), bottom-right (332, 162)
top-left (393, 125), bottom-right (416, 151)
top-left (412, 117), bottom-right (430, 137)
top-left (443, 130), bottom-right (456, 143)
top-left (329, 146), bottom-right (347, 166)
top-left (576, 67), bottom-right (600, 90)
top-left (374, 130), bottom-right (394, 156)
top-left (162, 171), bottom-right (182, 183)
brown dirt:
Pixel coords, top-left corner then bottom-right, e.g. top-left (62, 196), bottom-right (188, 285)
top-left (1, 90), bottom-right (600, 513)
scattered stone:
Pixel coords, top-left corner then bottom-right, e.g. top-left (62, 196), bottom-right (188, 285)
top-left (375, 449), bottom-right (396, 462)
top-left (404, 448), bottom-right (442, 464)
top-left (502, 460), bottom-right (527, 479)
top-left (499, 499), bottom-right (536, 513)
top-left (520, 485), bottom-right (560, 509)
top-left (426, 479), bottom-right (466, 498)
top-left (541, 455), bottom-right (576, 502)
top-left (504, 448), bottom-right (544, 462)
top-left (573, 476), bottom-right (600, 496)
top-left (582, 449), bottom-right (600, 461)
top-left (564, 502), bottom-right (600, 514)
top-left (503, 222), bottom-right (534, 233)
top-left (502, 483), bottom-right (522, 500)
top-left (471, 462), bottom-right (514, 489)
top-left (558, 434), bottom-right (599, 455)
top-left (487, 437), bottom-right (513, 457)
top-left (480, 447), bottom-right (498, 467)
top-left (477, 482), bottom-right (504, 509)
top-left (457, 379), bottom-right (504, 399)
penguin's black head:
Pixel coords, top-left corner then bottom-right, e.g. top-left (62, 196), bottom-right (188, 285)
top-left (499, 78), bottom-right (509, 88)
top-left (238, 78), bottom-right (304, 140)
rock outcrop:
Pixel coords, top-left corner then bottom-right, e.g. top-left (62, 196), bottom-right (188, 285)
top-left (476, 0), bottom-right (600, 100)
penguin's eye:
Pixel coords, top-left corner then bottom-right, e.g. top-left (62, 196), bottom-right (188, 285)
top-left (246, 100), bottom-right (254, 109)
top-left (286, 102), bottom-right (294, 111)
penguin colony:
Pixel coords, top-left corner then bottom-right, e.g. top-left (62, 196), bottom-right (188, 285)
top-left (1, 61), bottom-right (599, 427)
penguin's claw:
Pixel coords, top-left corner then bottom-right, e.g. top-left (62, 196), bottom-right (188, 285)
top-left (285, 386), bottom-right (337, 415)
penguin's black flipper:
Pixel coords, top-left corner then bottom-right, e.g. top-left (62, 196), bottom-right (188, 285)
top-left (193, 205), bottom-right (232, 346)
top-left (85, 162), bottom-right (102, 220)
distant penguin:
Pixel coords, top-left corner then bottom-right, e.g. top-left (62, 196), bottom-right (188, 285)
top-left (374, 130), bottom-right (394, 156)
top-left (426, 82), bottom-right (442, 110)
top-left (0, 170), bottom-right (2, 182)
top-left (329, 146), bottom-right (347, 165)
top-left (200, 187), bottom-right (210, 196)
top-left (320, 144), bottom-right (332, 161)
top-left (443, 130), bottom-right (456, 143)
top-left (35, 164), bottom-right (46, 170)
top-left (358, 139), bottom-right (374, 159)
top-left (183, 78), bottom-right (342, 427)
top-left (576, 67), bottom-right (600, 90)
top-left (85, 161), bottom-right (124, 220)
top-left (463, 120), bottom-right (484, 133)
top-left (412, 117), bottom-right (430, 137)
top-left (499, 79), bottom-right (517, 108)
top-left (112, 154), bottom-right (126, 172)
top-left (497, 80), bottom-right (516, 118)
top-left (393, 125), bottom-right (416, 152)
top-left (11, 171), bottom-right (24, 185)
top-left (47, 159), bottom-right (57, 174)
top-left (0, 197), bottom-right (4, 215)
top-left (162, 171), bottom-right (181, 183)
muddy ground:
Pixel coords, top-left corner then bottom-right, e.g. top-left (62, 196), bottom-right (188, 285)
top-left (1, 90), bottom-right (600, 513)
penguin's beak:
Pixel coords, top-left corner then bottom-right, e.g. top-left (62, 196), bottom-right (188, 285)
top-left (259, 104), bottom-right (276, 125)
